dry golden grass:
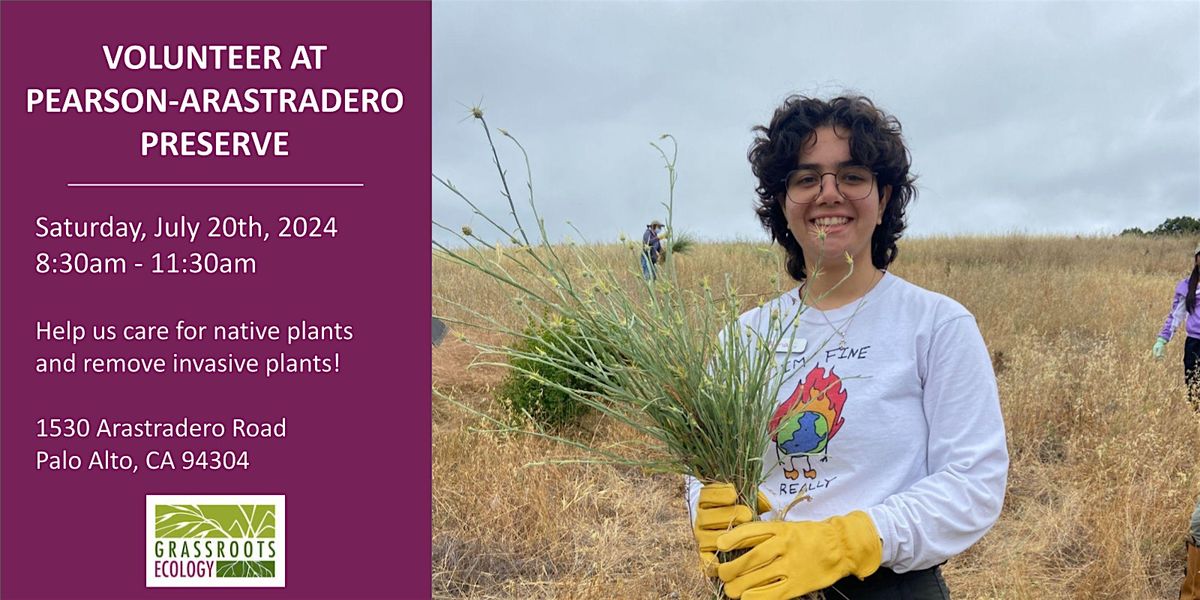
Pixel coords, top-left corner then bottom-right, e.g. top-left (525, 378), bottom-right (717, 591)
top-left (432, 235), bottom-right (1200, 599)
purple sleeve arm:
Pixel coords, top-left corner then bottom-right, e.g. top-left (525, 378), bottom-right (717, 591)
top-left (1160, 287), bottom-right (1185, 341)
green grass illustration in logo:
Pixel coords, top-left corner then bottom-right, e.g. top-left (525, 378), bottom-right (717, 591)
top-left (155, 504), bottom-right (276, 578)
top-left (217, 561), bottom-right (276, 577)
top-left (155, 505), bottom-right (275, 538)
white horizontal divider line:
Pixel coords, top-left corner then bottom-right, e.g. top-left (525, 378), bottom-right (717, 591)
top-left (67, 183), bottom-right (364, 188)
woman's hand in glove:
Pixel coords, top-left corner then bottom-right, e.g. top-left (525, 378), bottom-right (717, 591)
top-left (693, 483), bottom-right (770, 577)
top-left (716, 510), bottom-right (882, 600)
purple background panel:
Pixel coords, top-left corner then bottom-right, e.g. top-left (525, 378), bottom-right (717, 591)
top-left (1, 2), bottom-right (431, 598)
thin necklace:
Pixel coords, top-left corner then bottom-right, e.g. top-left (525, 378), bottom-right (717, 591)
top-left (800, 270), bottom-right (881, 350)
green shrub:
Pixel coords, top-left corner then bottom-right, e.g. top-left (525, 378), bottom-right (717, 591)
top-left (496, 320), bottom-right (597, 430)
top-left (670, 230), bottom-right (697, 255)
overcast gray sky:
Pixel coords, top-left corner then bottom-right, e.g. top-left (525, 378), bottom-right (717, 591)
top-left (433, 1), bottom-right (1200, 244)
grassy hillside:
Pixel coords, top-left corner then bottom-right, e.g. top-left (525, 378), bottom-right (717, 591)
top-left (432, 235), bottom-right (1200, 599)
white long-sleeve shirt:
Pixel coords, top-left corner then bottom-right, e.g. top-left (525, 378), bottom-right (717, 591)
top-left (686, 272), bottom-right (1009, 573)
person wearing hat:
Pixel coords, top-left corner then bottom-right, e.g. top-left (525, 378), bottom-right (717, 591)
top-left (1152, 241), bottom-right (1200, 411)
top-left (641, 220), bottom-right (665, 280)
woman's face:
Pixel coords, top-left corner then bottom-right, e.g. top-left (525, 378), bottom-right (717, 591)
top-left (781, 126), bottom-right (890, 270)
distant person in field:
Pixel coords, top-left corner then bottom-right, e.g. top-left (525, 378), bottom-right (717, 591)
top-left (1152, 242), bottom-right (1200, 410)
top-left (686, 95), bottom-right (1008, 600)
top-left (641, 219), bottom-right (665, 280)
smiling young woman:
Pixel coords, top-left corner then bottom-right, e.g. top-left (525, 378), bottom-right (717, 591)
top-left (777, 125), bottom-right (888, 308)
top-left (685, 95), bottom-right (1009, 600)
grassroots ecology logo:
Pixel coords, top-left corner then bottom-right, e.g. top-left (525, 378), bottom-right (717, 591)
top-left (146, 495), bottom-right (285, 588)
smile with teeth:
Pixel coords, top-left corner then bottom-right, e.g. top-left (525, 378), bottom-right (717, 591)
top-left (811, 216), bottom-right (851, 227)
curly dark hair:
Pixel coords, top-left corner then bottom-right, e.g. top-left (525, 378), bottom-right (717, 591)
top-left (749, 95), bottom-right (917, 281)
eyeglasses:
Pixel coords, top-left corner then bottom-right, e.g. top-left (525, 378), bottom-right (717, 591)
top-left (780, 166), bottom-right (877, 204)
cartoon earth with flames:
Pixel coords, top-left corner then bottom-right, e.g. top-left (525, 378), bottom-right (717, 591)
top-left (769, 366), bottom-right (847, 480)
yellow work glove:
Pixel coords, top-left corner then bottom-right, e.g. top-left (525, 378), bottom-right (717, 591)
top-left (716, 510), bottom-right (882, 600)
top-left (693, 483), bottom-right (771, 577)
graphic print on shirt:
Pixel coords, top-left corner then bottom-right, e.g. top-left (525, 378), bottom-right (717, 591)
top-left (769, 365), bottom-right (847, 481)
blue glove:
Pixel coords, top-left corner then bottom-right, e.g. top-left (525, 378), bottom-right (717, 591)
top-left (1152, 337), bottom-right (1167, 359)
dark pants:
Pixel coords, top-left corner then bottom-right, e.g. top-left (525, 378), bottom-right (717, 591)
top-left (820, 565), bottom-right (950, 600)
top-left (1186, 337), bottom-right (1200, 409)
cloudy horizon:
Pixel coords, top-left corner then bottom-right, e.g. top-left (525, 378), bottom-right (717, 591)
top-left (433, 1), bottom-right (1199, 245)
